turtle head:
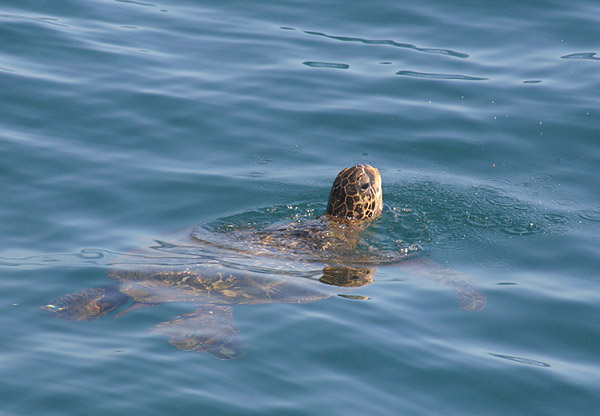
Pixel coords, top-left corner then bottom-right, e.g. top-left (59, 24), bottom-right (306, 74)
top-left (326, 164), bottom-right (383, 222)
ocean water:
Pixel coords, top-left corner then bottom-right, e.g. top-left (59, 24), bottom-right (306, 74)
top-left (1, 0), bottom-right (600, 414)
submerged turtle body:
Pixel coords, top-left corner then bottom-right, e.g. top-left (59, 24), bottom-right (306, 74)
top-left (43, 164), bottom-right (486, 359)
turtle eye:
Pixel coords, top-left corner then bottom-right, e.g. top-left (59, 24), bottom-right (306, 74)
top-left (360, 183), bottom-right (370, 191)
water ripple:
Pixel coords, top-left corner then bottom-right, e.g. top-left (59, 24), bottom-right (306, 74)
top-left (0, 13), bottom-right (69, 27)
top-left (490, 353), bottom-right (551, 368)
top-left (304, 30), bottom-right (469, 58)
top-left (560, 52), bottom-right (600, 61)
top-left (0, 249), bottom-right (121, 267)
top-left (115, 0), bottom-right (157, 7)
top-left (579, 208), bottom-right (600, 223)
top-left (396, 70), bottom-right (487, 81)
top-left (502, 222), bottom-right (539, 236)
top-left (303, 61), bottom-right (349, 69)
top-left (477, 258), bottom-right (514, 269)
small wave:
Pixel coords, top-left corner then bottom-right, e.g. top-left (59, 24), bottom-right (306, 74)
top-left (384, 180), bottom-right (575, 251)
top-left (0, 13), bottom-right (69, 28)
top-left (478, 258), bottom-right (514, 269)
top-left (490, 353), bottom-right (550, 368)
top-left (304, 31), bottom-right (469, 59)
top-left (502, 222), bottom-right (539, 236)
top-left (396, 70), bottom-right (487, 81)
top-left (0, 249), bottom-right (121, 268)
top-left (579, 208), bottom-right (600, 223)
top-left (584, 275), bottom-right (600, 284)
top-left (560, 52), bottom-right (599, 61)
top-left (488, 194), bottom-right (519, 207)
top-left (303, 61), bottom-right (349, 69)
top-left (465, 213), bottom-right (496, 229)
top-left (115, 0), bottom-right (157, 7)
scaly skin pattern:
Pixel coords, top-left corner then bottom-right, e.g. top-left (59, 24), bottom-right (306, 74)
top-left (326, 164), bottom-right (383, 221)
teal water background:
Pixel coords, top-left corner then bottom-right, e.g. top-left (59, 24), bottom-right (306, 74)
top-left (2, 0), bottom-right (600, 415)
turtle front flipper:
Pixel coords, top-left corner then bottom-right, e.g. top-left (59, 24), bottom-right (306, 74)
top-left (401, 259), bottom-right (487, 311)
top-left (456, 288), bottom-right (487, 311)
top-left (151, 304), bottom-right (244, 360)
top-left (433, 270), bottom-right (487, 312)
top-left (42, 285), bottom-right (130, 321)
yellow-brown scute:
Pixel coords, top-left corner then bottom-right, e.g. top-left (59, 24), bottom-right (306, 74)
top-left (326, 164), bottom-right (383, 221)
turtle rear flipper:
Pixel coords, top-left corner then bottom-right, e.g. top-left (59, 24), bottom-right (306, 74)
top-left (152, 304), bottom-right (244, 360)
top-left (42, 285), bottom-right (129, 321)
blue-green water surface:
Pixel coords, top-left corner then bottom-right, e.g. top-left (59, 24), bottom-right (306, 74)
top-left (1, 1), bottom-right (599, 415)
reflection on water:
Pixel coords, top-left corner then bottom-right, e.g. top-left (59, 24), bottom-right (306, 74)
top-left (36, 188), bottom-right (509, 358)
top-left (40, 221), bottom-right (381, 359)
top-left (2, 0), bottom-right (600, 414)
top-left (395, 70), bottom-right (487, 81)
top-left (489, 353), bottom-right (551, 368)
top-left (303, 30), bottom-right (470, 58)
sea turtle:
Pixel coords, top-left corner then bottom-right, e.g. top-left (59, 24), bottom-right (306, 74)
top-left (43, 165), bottom-right (486, 359)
